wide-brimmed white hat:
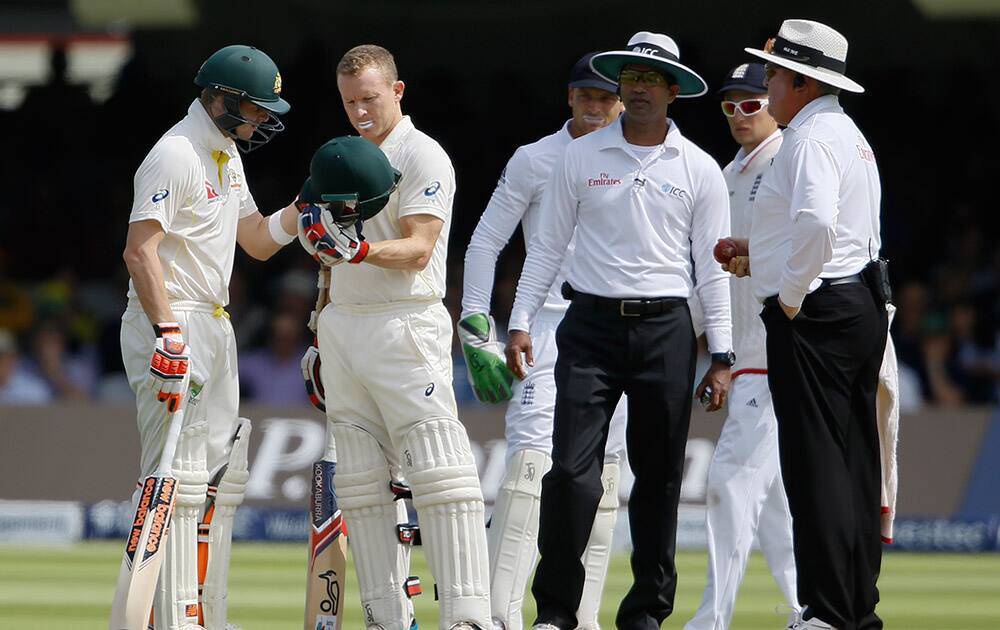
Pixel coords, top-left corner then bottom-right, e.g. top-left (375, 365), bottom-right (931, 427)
top-left (590, 31), bottom-right (708, 97)
top-left (745, 19), bottom-right (864, 93)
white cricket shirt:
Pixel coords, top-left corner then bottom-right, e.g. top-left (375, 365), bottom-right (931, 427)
top-left (509, 117), bottom-right (733, 354)
top-left (749, 95), bottom-right (882, 306)
top-left (329, 116), bottom-right (455, 306)
top-left (723, 129), bottom-right (782, 372)
top-left (128, 100), bottom-right (258, 306)
top-left (461, 121), bottom-right (573, 321)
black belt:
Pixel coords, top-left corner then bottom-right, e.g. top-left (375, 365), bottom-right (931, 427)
top-left (820, 273), bottom-right (863, 288)
top-left (567, 289), bottom-right (686, 317)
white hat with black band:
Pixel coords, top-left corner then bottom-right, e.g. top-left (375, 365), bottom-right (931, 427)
top-left (745, 19), bottom-right (864, 94)
top-left (590, 31), bottom-right (708, 98)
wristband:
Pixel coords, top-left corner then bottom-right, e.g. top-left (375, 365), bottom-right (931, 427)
top-left (268, 210), bottom-right (296, 246)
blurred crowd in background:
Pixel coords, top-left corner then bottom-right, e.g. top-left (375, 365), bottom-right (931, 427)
top-left (1, 42), bottom-right (998, 411)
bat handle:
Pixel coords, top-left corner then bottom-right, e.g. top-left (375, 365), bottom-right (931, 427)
top-left (155, 405), bottom-right (186, 476)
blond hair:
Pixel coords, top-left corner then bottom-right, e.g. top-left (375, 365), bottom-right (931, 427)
top-left (337, 45), bottom-right (398, 84)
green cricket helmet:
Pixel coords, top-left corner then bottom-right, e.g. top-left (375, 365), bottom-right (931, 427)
top-left (302, 136), bottom-right (401, 224)
top-left (194, 44), bottom-right (289, 152)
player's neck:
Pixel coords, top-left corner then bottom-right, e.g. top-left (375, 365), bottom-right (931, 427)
top-left (371, 111), bottom-right (404, 146)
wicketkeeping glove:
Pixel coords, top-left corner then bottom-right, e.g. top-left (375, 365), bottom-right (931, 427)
top-left (147, 322), bottom-right (189, 413)
top-left (458, 313), bottom-right (514, 403)
top-left (301, 342), bottom-right (326, 412)
top-left (297, 203), bottom-right (369, 265)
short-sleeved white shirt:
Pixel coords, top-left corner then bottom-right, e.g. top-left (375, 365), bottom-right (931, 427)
top-left (509, 117), bottom-right (733, 354)
top-left (127, 100), bottom-right (257, 306)
top-left (723, 129), bottom-right (782, 372)
top-left (461, 121), bottom-right (573, 320)
top-left (329, 116), bottom-right (455, 307)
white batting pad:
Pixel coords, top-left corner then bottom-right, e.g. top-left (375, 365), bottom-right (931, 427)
top-left (155, 420), bottom-right (208, 629)
top-left (401, 418), bottom-right (491, 629)
top-left (577, 462), bottom-right (621, 629)
top-left (486, 448), bottom-right (551, 630)
top-left (333, 423), bottom-right (412, 630)
top-left (201, 418), bottom-right (251, 630)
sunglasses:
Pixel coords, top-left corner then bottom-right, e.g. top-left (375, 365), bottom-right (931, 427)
top-left (721, 98), bottom-right (769, 117)
top-left (619, 69), bottom-right (669, 87)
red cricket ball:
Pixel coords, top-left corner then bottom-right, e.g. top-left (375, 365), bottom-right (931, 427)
top-left (714, 238), bottom-right (738, 265)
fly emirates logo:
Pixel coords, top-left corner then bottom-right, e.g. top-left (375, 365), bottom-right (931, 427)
top-left (588, 172), bottom-right (622, 187)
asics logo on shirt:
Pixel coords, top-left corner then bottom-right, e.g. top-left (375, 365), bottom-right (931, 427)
top-left (424, 181), bottom-right (441, 197)
top-left (151, 189), bottom-right (169, 203)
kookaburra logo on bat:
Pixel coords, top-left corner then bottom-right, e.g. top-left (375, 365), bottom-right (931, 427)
top-left (318, 570), bottom-right (340, 614)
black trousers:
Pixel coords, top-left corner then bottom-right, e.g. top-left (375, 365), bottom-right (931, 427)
top-left (761, 283), bottom-right (888, 630)
top-left (531, 299), bottom-right (696, 630)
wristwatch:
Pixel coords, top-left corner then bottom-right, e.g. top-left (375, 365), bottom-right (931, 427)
top-left (710, 351), bottom-right (736, 367)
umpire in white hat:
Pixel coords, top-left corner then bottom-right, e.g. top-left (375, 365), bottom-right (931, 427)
top-left (505, 31), bottom-right (734, 629)
top-left (741, 19), bottom-right (890, 630)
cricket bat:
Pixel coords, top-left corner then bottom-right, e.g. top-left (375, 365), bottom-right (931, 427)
top-left (109, 404), bottom-right (187, 630)
top-left (304, 459), bottom-right (346, 630)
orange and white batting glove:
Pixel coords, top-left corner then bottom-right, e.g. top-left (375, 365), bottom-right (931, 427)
top-left (148, 322), bottom-right (190, 412)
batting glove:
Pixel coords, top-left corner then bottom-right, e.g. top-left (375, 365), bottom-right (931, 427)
top-left (148, 322), bottom-right (189, 413)
top-left (297, 203), bottom-right (369, 265)
top-left (300, 342), bottom-right (326, 412)
top-left (458, 313), bottom-right (514, 403)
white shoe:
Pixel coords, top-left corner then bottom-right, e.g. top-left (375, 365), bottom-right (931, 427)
top-left (532, 625), bottom-right (562, 630)
top-left (787, 614), bottom-right (835, 629)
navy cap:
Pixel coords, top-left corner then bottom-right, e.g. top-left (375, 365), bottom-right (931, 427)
top-left (717, 62), bottom-right (767, 96)
top-left (569, 52), bottom-right (617, 92)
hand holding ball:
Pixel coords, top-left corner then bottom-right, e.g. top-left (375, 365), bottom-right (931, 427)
top-left (714, 238), bottom-right (738, 265)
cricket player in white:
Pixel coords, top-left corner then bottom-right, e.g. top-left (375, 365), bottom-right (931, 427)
top-left (309, 44), bottom-right (491, 630)
top-left (120, 45), bottom-right (302, 630)
top-left (460, 52), bottom-right (626, 630)
top-left (684, 63), bottom-right (798, 630)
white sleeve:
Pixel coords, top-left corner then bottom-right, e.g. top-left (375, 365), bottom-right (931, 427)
top-left (508, 147), bottom-right (578, 332)
top-left (236, 160), bottom-right (258, 219)
top-left (461, 148), bottom-right (535, 318)
top-left (129, 141), bottom-right (198, 231)
top-left (396, 143), bottom-right (455, 222)
top-left (779, 138), bottom-right (840, 308)
top-left (691, 158), bottom-right (733, 353)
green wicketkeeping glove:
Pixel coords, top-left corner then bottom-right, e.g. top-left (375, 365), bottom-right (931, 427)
top-left (458, 313), bottom-right (515, 403)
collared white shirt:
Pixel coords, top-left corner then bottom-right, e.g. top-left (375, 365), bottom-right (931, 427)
top-left (749, 95), bottom-right (882, 306)
top-left (510, 117), bottom-right (733, 353)
top-left (329, 116), bottom-right (455, 306)
top-left (462, 121), bottom-right (574, 320)
top-left (723, 129), bottom-right (782, 372)
top-left (128, 100), bottom-right (257, 306)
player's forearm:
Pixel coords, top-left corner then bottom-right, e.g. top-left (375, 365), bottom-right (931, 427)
top-left (238, 205), bottom-right (298, 261)
top-left (364, 237), bottom-right (434, 270)
top-left (124, 244), bottom-right (175, 324)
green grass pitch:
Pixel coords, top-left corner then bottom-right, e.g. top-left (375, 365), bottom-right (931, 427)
top-left (1, 541), bottom-right (998, 629)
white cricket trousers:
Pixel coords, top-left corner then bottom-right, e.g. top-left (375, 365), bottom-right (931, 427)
top-left (685, 373), bottom-right (798, 630)
top-left (506, 310), bottom-right (627, 464)
top-left (120, 299), bottom-right (240, 479)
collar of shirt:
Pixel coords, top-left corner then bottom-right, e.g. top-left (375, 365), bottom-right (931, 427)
top-left (186, 99), bottom-right (237, 155)
top-left (378, 115), bottom-right (415, 154)
top-left (785, 94), bottom-right (843, 131)
top-left (733, 128), bottom-right (783, 173)
top-left (594, 116), bottom-right (684, 161)
top-left (558, 119), bottom-right (574, 140)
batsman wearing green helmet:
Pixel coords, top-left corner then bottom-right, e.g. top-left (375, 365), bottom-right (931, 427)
top-left (294, 44), bottom-right (492, 630)
top-left (117, 44), bottom-right (303, 630)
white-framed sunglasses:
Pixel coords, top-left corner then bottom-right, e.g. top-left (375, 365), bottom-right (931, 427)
top-left (721, 98), bottom-right (769, 117)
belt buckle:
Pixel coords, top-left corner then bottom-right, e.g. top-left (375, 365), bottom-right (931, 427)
top-left (619, 299), bottom-right (643, 317)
